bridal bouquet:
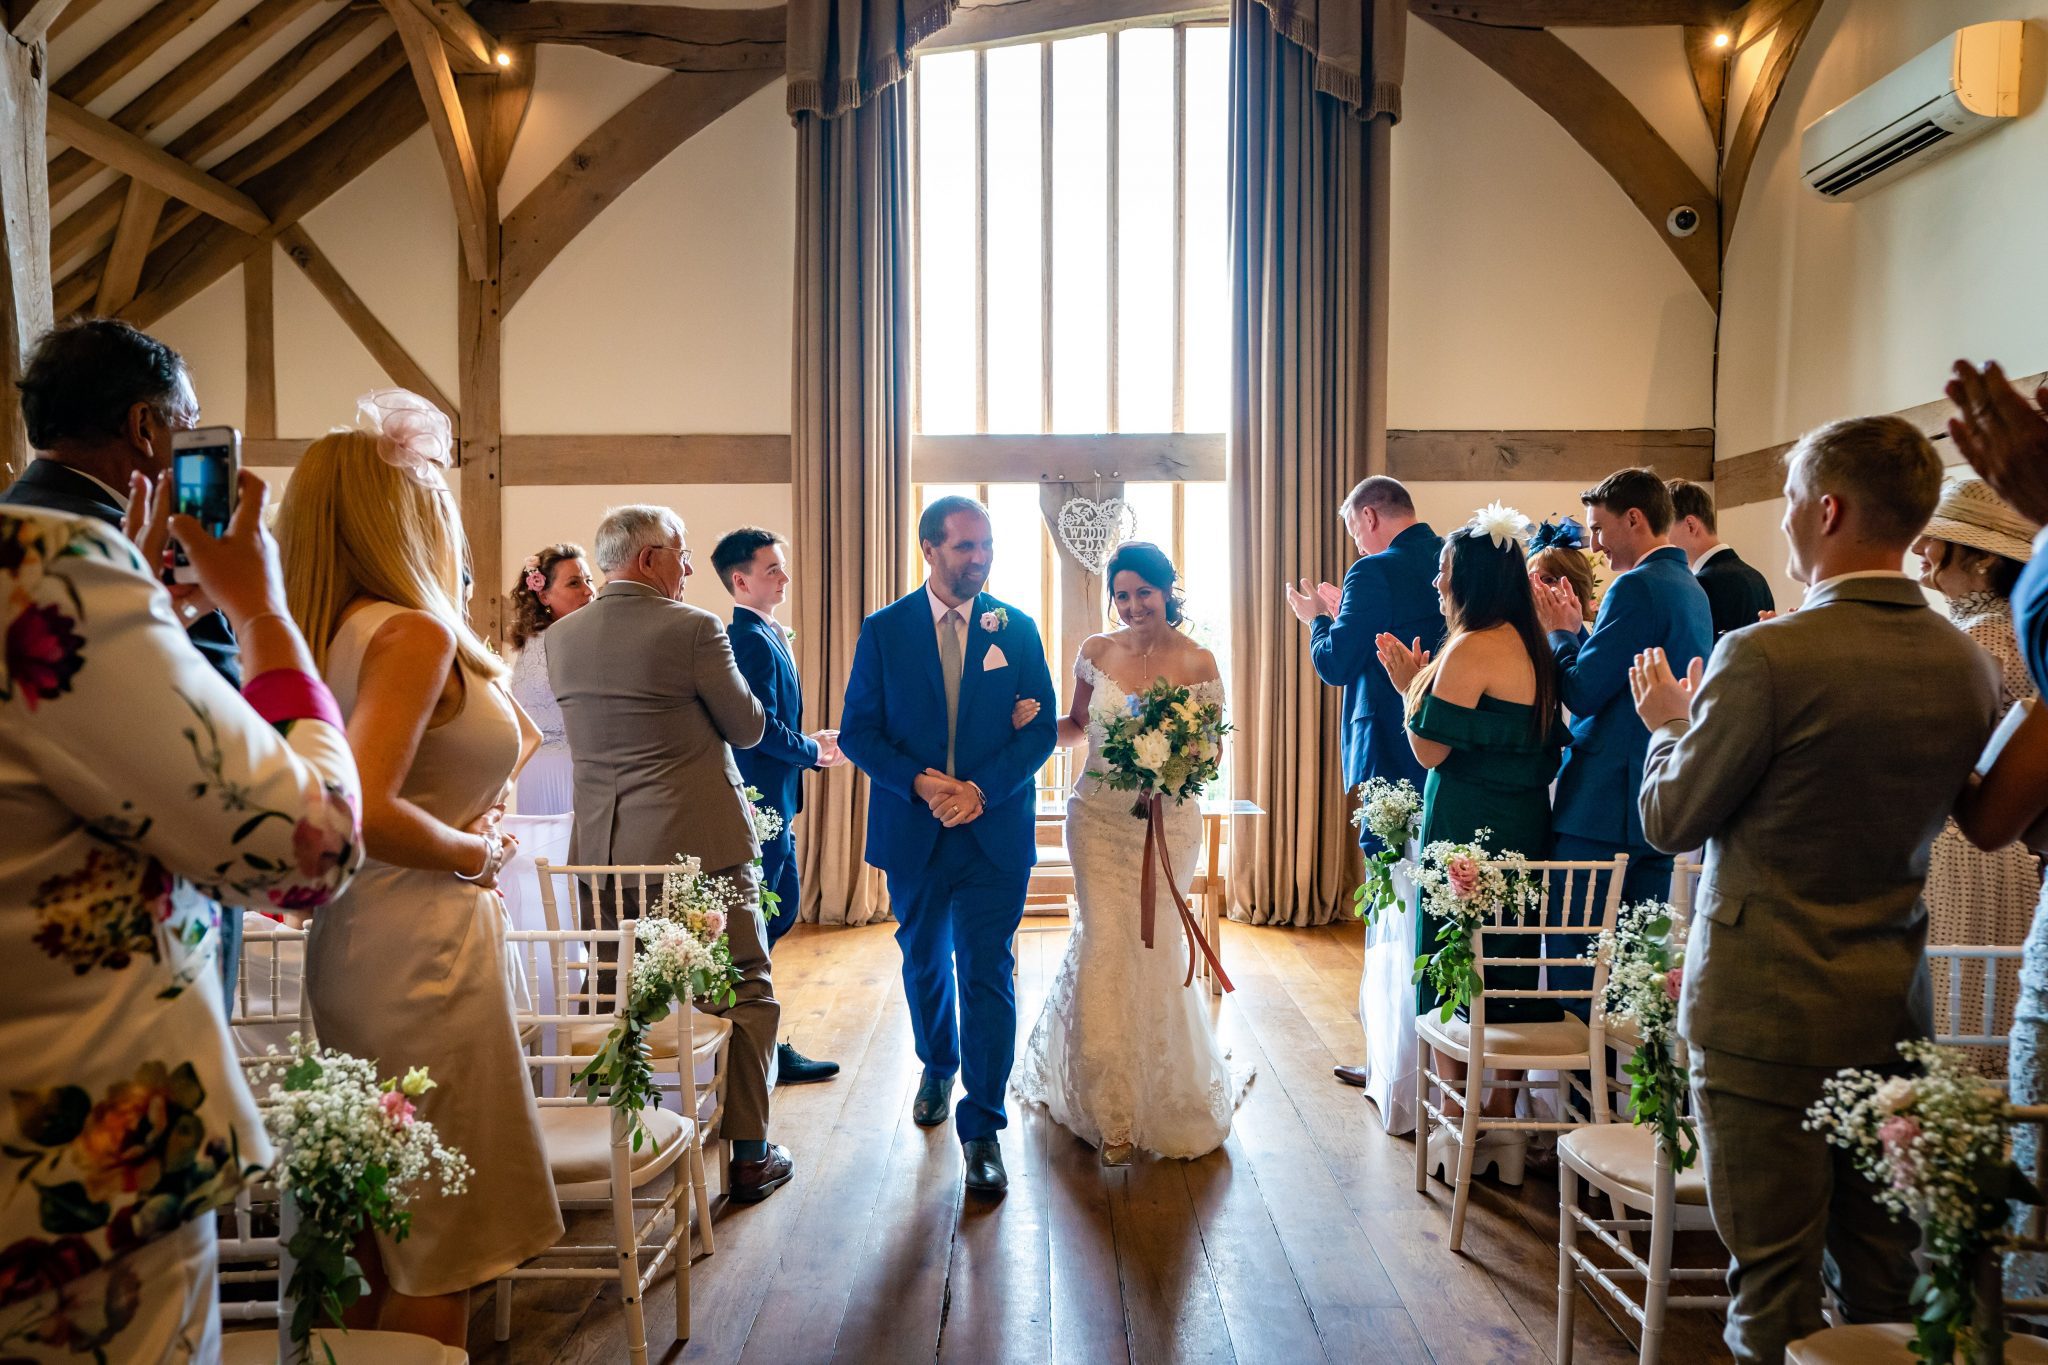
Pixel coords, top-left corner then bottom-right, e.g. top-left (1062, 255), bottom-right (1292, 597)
top-left (1410, 834), bottom-right (1539, 1021)
top-left (574, 854), bottom-right (745, 1151)
top-left (253, 1037), bottom-right (470, 1362)
top-left (1806, 1042), bottom-right (2040, 1364)
top-left (1590, 902), bottom-right (1696, 1171)
top-left (1087, 679), bottom-right (1230, 818)
top-left (1350, 777), bottom-right (1420, 925)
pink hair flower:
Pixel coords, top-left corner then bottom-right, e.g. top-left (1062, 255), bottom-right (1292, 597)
top-left (356, 388), bottom-right (453, 488)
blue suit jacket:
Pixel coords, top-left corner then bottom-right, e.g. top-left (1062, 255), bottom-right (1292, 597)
top-left (728, 607), bottom-right (818, 821)
top-left (1310, 522), bottom-right (1445, 790)
top-left (1551, 544), bottom-right (1712, 849)
top-left (838, 588), bottom-right (1057, 877)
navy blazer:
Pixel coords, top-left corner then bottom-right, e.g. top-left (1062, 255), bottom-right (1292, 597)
top-left (0, 459), bottom-right (241, 688)
top-left (838, 588), bottom-right (1057, 877)
top-left (728, 607), bottom-right (819, 820)
top-left (1550, 544), bottom-right (1712, 849)
top-left (1310, 522), bottom-right (1445, 790)
top-left (1695, 546), bottom-right (1777, 642)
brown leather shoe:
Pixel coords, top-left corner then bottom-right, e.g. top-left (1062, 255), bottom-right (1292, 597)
top-left (728, 1143), bottom-right (794, 1205)
top-left (1334, 1064), bottom-right (1371, 1088)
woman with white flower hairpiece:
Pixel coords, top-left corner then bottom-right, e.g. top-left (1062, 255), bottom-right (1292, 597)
top-left (275, 390), bottom-right (562, 1344)
top-left (1013, 540), bottom-right (1252, 1163)
top-left (1376, 504), bottom-right (1567, 1186)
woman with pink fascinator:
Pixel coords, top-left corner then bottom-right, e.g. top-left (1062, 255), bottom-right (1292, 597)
top-left (274, 390), bottom-right (562, 1343)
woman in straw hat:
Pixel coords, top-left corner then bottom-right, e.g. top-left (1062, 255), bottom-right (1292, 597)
top-left (1914, 475), bottom-right (2042, 1076)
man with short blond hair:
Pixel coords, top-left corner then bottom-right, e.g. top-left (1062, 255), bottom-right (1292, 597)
top-left (1632, 416), bottom-right (1999, 1363)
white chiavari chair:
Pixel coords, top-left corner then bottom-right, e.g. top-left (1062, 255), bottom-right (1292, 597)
top-left (532, 860), bottom-right (736, 1183)
top-left (1555, 857), bottom-right (1726, 1364)
top-left (1415, 855), bottom-right (1629, 1252)
top-left (229, 920), bottom-right (310, 1074)
top-left (1930, 943), bottom-right (2028, 1079)
top-left (1786, 1105), bottom-right (2048, 1363)
top-left (494, 921), bottom-right (709, 1363)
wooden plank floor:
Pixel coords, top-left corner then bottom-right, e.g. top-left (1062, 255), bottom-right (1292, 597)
top-left (461, 918), bottom-right (1733, 1364)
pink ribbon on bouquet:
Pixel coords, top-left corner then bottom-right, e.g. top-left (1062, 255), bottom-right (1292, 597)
top-left (1137, 792), bottom-right (1232, 993)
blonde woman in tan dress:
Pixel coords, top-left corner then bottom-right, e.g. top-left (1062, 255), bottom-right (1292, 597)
top-left (279, 393), bottom-right (562, 1344)
top-left (1915, 477), bottom-right (2042, 1075)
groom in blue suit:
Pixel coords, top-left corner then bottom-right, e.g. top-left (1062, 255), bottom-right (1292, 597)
top-left (1533, 468), bottom-right (1712, 1005)
top-left (838, 495), bottom-right (1057, 1196)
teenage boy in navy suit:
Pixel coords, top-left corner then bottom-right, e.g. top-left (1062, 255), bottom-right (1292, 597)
top-left (714, 526), bottom-right (847, 1085)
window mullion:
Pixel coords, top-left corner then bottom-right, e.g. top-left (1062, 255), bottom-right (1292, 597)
top-left (1040, 41), bottom-right (1054, 436)
top-left (974, 49), bottom-right (989, 435)
top-left (1172, 23), bottom-right (1187, 436)
top-left (1105, 31), bottom-right (1120, 436)
top-left (911, 60), bottom-right (924, 437)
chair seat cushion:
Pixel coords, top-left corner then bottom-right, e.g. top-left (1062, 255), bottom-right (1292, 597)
top-left (561, 1010), bottom-right (732, 1062)
top-left (1417, 1011), bottom-right (1591, 1060)
top-left (538, 1104), bottom-right (690, 1186)
top-left (223, 1328), bottom-right (466, 1363)
top-left (1559, 1124), bottom-right (1708, 1205)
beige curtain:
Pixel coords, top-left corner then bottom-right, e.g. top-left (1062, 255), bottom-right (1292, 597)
top-left (1226, 0), bottom-right (1401, 926)
top-left (790, 0), bottom-right (937, 925)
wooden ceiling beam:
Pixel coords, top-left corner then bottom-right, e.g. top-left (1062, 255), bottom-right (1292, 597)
top-left (52, 0), bottom-right (223, 108)
top-left (7, 0), bottom-right (73, 44)
top-left (52, 178), bottom-right (121, 273)
top-left (1409, 1), bottom-right (1739, 24)
top-left (383, 0), bottom-right (489, 279)
top-left (93, 179), bottom-right (165, 314)
top-left (48, 0), bottom-right (321, 209)
top-left (467, 1), bottom-right (783, 71)
top-left (400, 0), bottom-right (496, 74)
top-left (165, 7), bottom-right (384, 169)
top-left (1682, 24), bottom-right (1727, 148)
top-left (1423, 16), bottom-right (1720, 306)
top-left (500, 66), bottom-right (776, 312)
top-left (277, 222), bottom-right (456, 419)
top-left (119, 70), bottom-right (426, 326)
top-left (41, 0), bottom-right (106, 43)
top-left (1734, 0), bottom-right (1805, 49)
top-left (47, 95), bottom-right (270, 234)
top-left (58, 36), bottom-right (409, 308)
top-left (1720, 0), bottom-right (1822, 251)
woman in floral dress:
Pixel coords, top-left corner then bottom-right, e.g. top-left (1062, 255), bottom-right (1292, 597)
top-left (0, 476), bottom-right (361, 1362)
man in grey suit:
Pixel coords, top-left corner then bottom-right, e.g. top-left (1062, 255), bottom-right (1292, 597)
top-left (548, 504), bottom-right (793, 1205)
top-left (1630, 416), bottom-right (2001, 1364)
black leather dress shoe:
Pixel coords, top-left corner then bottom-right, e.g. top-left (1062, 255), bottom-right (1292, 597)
top-left (778, 1041), bottom-right (840, 1085)
top-left (962, 1137), bottom-right (1007, 1196)
top-left (1334, 1063), bottom-right (1371, 1088)
top-left (913, 1073), bottom-right (953, 1127)
top-left (728, 1143), bottom-right (794, 1204)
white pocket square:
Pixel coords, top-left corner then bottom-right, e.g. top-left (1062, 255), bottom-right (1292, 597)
top-left (982, 644), bottom-right (1008, 670)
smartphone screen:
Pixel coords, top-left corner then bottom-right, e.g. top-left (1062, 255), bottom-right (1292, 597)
top-left (169, 428), bottom-right (239, 581)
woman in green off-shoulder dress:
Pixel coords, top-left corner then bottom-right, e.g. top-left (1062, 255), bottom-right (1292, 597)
top-left (1377, 510), bottom-right (1566, 1183)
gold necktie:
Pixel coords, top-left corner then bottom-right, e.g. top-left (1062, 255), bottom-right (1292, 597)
top-left (938, 608), bottom-right (963, 776)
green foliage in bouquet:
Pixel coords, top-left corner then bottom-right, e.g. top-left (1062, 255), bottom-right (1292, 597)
top-left (1410, 834), bottom-right (1539, 1021)
top-left (1349, 777), bottom-right (1420, 925)
top-left (1591, 903), bottom-right (1697, 1172)
top-left (1086, 679), bottom-right (1230, 817)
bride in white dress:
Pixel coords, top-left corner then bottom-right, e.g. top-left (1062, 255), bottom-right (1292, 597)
top-left (1015, 542), bottom-right (1252, 1163)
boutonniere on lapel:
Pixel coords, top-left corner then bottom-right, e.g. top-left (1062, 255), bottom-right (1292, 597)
top-left (978, 605), bottom-right (1009, 633)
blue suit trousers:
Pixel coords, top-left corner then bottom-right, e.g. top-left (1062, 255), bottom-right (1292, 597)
top-left (887, 826), bottom-right (1032, 1142)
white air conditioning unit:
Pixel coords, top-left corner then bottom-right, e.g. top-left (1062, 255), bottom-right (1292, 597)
top-left (1799, 20), bottom-right (2024, 200)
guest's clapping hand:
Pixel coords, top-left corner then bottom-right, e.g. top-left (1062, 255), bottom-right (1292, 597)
top-left (121, 471), bottom-right (170, 568)
top-left (1375, 633), bottom-right (1429, 692)
top-left (1949, 360), bottom-right (2048, 525)
top-left (1284, 577), bottom-right (1332, 625)
top-left (1010, 697), bottom-right (1041, 729)
top-left (1531, 575), bottom-right (1584, 635)
top-left (1315, 581), bottom-right (1341, 616)
top-left (1629, 647), bottom-right (1702, 732)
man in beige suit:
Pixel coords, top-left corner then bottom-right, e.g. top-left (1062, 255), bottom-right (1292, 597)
top-left (548, 505), bottom-right (792, 1204)
top-left (1630, 416), bottom-right (2001, 1364)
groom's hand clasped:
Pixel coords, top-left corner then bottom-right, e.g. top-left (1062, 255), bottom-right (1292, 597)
top-left (915, 768), bottom-right (986, 828)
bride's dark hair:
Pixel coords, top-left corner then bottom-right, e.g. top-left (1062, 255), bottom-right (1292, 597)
top-left (1406, 526), bottom-right (1556, 736)
top-left (1104, 540), bottom-right (1186, 626)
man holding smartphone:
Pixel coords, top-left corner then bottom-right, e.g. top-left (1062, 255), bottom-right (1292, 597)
top-left (1, 319), bottom-right (248, 990)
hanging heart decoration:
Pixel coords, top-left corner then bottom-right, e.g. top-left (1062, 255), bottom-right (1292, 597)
top-left (1057, 495), bottom-right (1139, 575)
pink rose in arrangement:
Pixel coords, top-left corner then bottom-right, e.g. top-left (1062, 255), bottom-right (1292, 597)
top-left (703, 908), bottom-right (726, 938)
top-left (378, 1090), bottom-right (417, 1127)
top-left (1878, 1114), bottom-right (1922, 1189)
top-left (1663, 965), bottom-right (1684, 1002)
top-left (1445, 854), bottom-right (1480, 900)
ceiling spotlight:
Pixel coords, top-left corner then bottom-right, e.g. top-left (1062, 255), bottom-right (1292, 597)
top-left (494, 49), bottom-right (512, 67)
top-left (1712, 31), bottom-right (1731, 48)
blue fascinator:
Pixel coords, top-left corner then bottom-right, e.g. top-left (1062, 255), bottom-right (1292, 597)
top-left (1530, 516), bottom-right (1586, 552)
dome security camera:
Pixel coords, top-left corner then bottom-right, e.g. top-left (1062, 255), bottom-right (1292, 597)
top-left (1667, 205), bottom-right (1701, 238)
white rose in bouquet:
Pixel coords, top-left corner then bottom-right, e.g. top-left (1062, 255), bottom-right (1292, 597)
top-left (1132, 727), bottom-right (1173, 775)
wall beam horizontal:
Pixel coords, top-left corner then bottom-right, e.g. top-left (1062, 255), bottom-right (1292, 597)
top-left (502, 433), bottom-right (792, 483)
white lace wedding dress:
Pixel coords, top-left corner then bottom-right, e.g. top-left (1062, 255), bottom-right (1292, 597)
top-left (1014, 660), bottom-right (1253, 1158)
